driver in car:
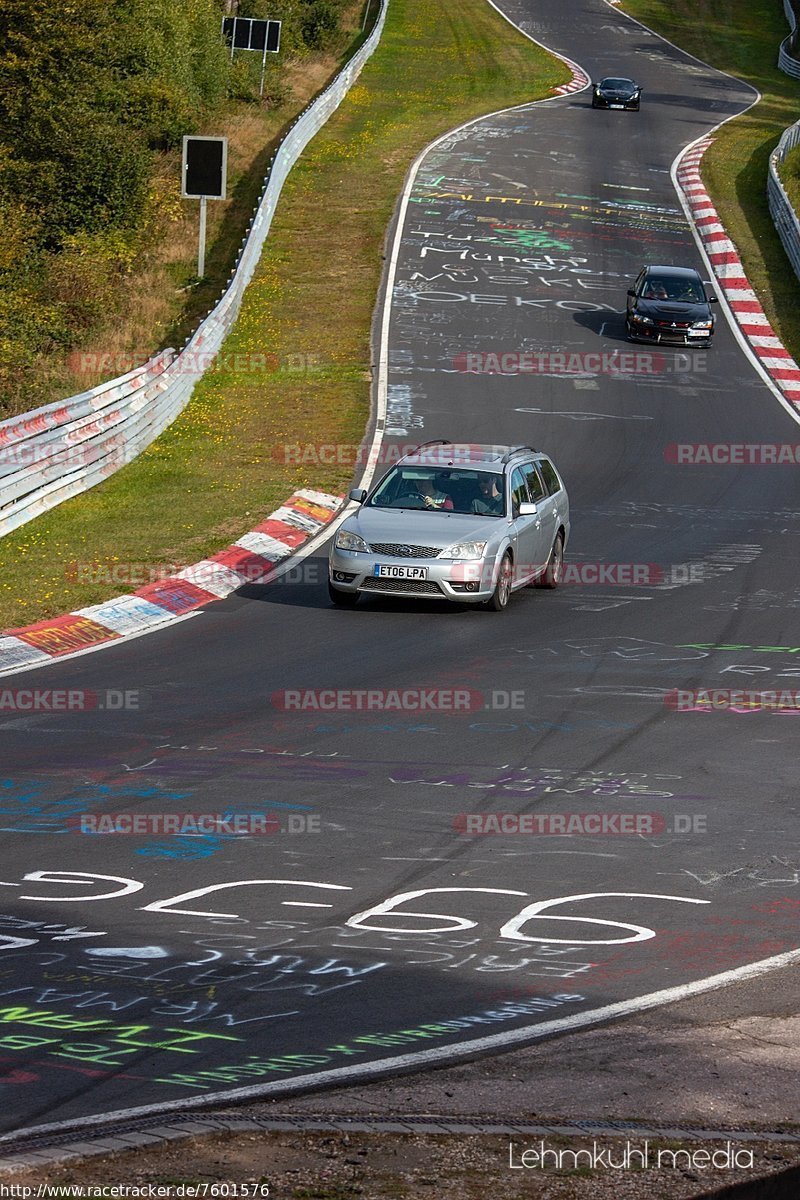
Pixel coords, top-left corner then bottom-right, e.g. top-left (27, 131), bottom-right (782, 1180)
top-left (644, 281), bottom-right (668, 300)
top-left (413, 476), bottom-right (453, 510)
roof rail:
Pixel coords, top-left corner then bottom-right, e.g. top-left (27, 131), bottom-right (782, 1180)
top-left (500, 444), bottom-right (537, 464)
top-left (405, 439), bottom-right (452, 456)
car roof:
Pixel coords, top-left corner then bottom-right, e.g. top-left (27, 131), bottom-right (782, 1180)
top-left (643, 265), bottom-right (703, 279)
top-left (398, 442), bottom-right (539, 467)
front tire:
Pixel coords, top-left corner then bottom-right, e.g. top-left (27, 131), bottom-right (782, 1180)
top-left (328, 581), bottom-right (359, 607)
top-left (487, 553), bottom-right (513, 611)
top-left (535, 534), bottom-right (564, 589)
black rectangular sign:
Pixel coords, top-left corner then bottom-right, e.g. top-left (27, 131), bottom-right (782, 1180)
top-left (221, 16), bottom-right (281, 53)
top-left (182, 137), bottom-right (227, 200)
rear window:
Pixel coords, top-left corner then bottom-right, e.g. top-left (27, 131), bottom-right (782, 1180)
top-left (539, 460), bottom-right (562, 495)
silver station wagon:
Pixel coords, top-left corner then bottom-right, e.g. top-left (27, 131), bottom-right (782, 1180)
top-left (328, 442), bottom-right (570, 611)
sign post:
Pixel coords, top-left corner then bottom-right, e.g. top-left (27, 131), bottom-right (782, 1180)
top-left (198, 196), bottom-right (208, 278)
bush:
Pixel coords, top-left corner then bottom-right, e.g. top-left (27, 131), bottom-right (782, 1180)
top-left (0, 0), bottom-right (231, 413)
top-left (300, 0), bottom-right (343, 49)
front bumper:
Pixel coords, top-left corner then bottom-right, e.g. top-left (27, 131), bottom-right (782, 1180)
top-left (627, 321), bottom-right (713, 346)
top-left (593, 96), bottom-right (639, 109)
top-left (329, 548), bottom-right (499, 603)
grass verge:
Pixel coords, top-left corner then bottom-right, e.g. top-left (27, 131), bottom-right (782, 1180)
top-left (620, 0), bottom-right (800, 366)
top-left (0, 0), bottom-right (567, 631)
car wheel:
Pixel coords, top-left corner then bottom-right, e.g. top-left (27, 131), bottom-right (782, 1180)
top-left (328, 581), bottom-right (359, 607)
top-left (625, 318), bottom-right (636, 341)
top-left (535, 534), bottom-right (564, 589)
top-left (487, 553), bottom-right (513, 611)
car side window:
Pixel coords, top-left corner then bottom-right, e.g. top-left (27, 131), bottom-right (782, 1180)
top-left (510, 467), bottom-right (529, 517)
top-left (635, 271), bottom-right (646, 296)
top-left (521, 462), bottom-right (545, 502)
top-left (538, 459), bottom-right (562, 496)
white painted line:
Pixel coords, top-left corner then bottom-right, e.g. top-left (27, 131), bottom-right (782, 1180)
top-left (5, 945), bottom-right (800, 1145)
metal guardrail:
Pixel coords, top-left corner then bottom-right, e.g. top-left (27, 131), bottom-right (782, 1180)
top-left (0, 1), bottom-right (387, 541)
top-left (779, 0), bottom-right (800, 77)
top-left (768, 119), bottom-right (800, 286)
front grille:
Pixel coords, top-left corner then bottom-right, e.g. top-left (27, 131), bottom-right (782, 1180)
top-left (656, 320), bottom-right (690, 328)
top-left (370, 543), bottom-right (442, 559)
top-left (361, 578), bottom-right (444, 595)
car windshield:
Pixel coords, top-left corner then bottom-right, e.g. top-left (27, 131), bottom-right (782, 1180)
top-left (601, 78), bottom-right (634, 90)
top-left (368, 467), bottom-right (506, 517)
top-left (642, 275), bottom-right (705, 302)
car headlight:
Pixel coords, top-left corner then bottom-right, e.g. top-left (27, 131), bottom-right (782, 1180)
top-left (438, 541), bottom-right (488, 561)
top-left (631, 313), bottom-right (654, 325)
top-left (691, 319), bottom-right (713, 329)
top-left (335, 529), bottom-right (370, 553)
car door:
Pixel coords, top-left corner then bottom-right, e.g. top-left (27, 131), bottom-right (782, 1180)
top-left (537, 457), bottom-right (567, 554)
top-left (522, 461), bottom-right (557, 579)
top-left (628, 268), bottom-right (646, 317)
top-left (509, 465), bottom-right (548, 586)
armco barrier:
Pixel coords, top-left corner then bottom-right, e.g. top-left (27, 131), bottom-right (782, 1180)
top-left (779, 0), bottom-right (800, 78)
top-left (0, 1), bottom-right (387, 541)
top-left (768, 118), bottom-right (800, 285)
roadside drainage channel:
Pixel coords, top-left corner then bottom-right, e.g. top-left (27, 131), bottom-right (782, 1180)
top-left (1, 1111), bottom-right (800, 1171)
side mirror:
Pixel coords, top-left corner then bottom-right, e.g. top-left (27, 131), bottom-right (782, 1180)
top-left (519, 502), bottom-right (538, 517)
top-left (708, 295), bottom-right (719, 303)
top-left (627, 288), bottom-right (636, 297)
top-left (348, 488), bottom-right (367, 503)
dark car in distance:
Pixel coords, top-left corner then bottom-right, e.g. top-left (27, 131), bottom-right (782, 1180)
top-left (592, 77), bottom-right (641, 110)
top-left (626, 265), bottom-right (718, 348)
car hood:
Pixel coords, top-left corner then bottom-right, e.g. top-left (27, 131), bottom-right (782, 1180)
top-left (633, 298), bottom-right (711, 320)
top-left (598, 86), bottom-right (638, 97)
top-left (344, 507), bottom-right (505, 548)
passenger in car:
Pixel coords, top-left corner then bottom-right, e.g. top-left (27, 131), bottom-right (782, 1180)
top-left (471, 475), bottom-right (503, 515)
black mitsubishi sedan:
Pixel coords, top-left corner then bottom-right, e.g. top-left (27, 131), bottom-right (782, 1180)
top-left (626, 265), bottom-right (718, 348)
top-left (592, 77), bottom-right (641, 110)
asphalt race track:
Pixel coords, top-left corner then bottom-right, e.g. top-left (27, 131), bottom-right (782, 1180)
top-left (1, 0), bottom-right (799, 1140)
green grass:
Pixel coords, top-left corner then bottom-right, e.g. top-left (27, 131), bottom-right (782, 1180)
top-left (0, 0), bottom-right (567, 631)
top-left (620, 0), bottom-right (800, 363)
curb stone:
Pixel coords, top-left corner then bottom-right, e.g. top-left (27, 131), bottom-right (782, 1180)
top-left (676, 138), bottom-right (800, 404)
top-left (0, 488), bottom-right (343, 677)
